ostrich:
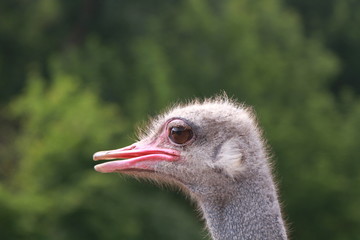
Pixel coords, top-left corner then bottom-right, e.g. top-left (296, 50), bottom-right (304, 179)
top-left (93, 97), bottom-right (288, 240)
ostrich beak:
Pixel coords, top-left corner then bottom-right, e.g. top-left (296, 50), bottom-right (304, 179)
top-left (93, 143), bottom-right (180, 173)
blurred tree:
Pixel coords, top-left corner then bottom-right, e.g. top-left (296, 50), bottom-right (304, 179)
top-left (285, 0), bottom-right (360, 95)
top-left (0, 70), bottom-right (204, 240)
top-left (0, 0), bottom-right (61, 104)
top-left (1, 0), bottom-right (360, 239)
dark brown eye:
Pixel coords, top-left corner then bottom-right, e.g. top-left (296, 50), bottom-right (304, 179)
top-left (169, 126), bottom-right (193, 144)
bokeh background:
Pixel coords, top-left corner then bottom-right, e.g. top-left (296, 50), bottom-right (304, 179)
top-left (1, 0), bottom-right (360, 239)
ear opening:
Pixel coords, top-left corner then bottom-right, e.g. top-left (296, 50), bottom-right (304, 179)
top-left (212, 139), bottom-right (245, 177)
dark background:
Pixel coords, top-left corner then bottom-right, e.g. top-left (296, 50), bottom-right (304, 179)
top-left (0, 0), bottom-right (359, 239)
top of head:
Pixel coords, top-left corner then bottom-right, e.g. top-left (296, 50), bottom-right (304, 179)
top-left (143, 97), bottom-right (257, 142)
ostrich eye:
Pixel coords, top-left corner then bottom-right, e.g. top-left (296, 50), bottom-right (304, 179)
top-left (169, 126), bottom-right (193, 144)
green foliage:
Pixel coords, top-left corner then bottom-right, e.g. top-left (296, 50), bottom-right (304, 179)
top-left (1, 0), bottom-right (360, 239)
top-left (0, 71), bottom-right (204, 240)
top-left (285, 0), bottom-right (360, 94)
top-left (10, 72), bottom-right (121, 190)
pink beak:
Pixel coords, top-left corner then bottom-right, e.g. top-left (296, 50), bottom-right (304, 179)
top-left (93, 143), bottom-right (180, 173)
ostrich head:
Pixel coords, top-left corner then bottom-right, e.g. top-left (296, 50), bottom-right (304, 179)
top-left (93, 97), bottom-right (288, 240)
top-left (93, 98), bottom-right (268, 199)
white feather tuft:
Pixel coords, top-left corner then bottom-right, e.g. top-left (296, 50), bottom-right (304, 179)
top-left (213, 139), bottom-right (245, 177)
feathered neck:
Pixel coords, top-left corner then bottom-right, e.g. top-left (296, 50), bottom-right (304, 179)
top-left (196, 171), bottom-right (287, 240)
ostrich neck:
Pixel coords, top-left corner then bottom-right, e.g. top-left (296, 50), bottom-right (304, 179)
top-left (197, 174), bottom-right (287, 240)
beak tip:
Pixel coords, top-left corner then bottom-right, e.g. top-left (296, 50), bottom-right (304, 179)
top-left (94, 164), bottom-right (100, 172)
top-left (93, 151), bottom-right (103, 161)
top-left (94, 163), bottom-right (111, 173)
